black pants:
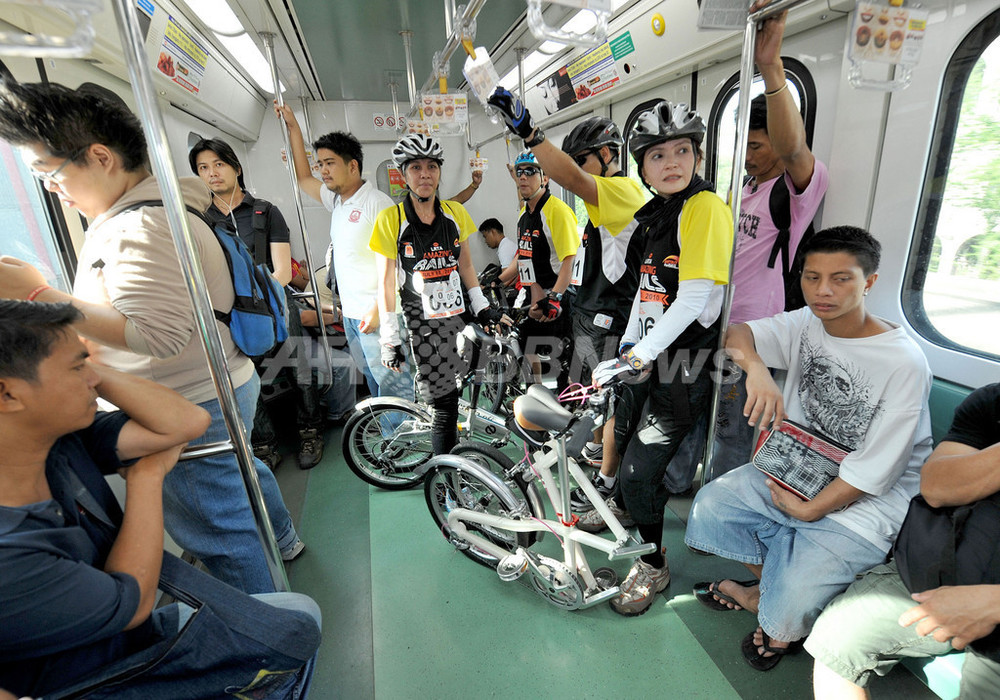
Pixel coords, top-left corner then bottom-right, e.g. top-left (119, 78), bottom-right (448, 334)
top-left (407, 314), bottom-right (468, 455)
top-left (252, 291), bottom-right (322, 446)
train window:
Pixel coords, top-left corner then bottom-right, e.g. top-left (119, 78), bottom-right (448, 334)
top-left (705, 58), bottom-right (817, 199)
top-left (621, 98), bottom-right (662, 193)
top-left (905, 11), bottom-right (1000, 360)
top-left (0, 140), bottom-right (73, 291)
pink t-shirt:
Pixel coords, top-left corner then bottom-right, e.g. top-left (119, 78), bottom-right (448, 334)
top-left (729, 160), bottom-right (829, 325)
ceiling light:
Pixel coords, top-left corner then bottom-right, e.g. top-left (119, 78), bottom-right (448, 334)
top-left (561, 9), bottom-right (599, 35)
top-left (216, 32), bottom-right (282, 94)
top-left (177, 0), bottom-right (243, 36)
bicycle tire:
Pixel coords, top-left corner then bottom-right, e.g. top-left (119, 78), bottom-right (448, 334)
top-left (450, 441), bottom-right (543, 547)
top-left (483, 348), bottom-right (531, 416)
top-left (342, 401), bottom-right (433, 490)
top-left (424, 461), bottom-right (534, 570)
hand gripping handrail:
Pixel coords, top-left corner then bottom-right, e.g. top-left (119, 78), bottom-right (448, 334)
top-left (0, 0), bottom-right (102, 57)
top-left (108, 0), bottom-right (289, 591)
top-left (701, 0), bottom-right (814, 487)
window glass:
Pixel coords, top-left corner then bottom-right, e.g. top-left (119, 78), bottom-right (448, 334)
top-left (0, 141), bottom-right (72, 291)
top-left (906, 19), bottom-right (1000, 359)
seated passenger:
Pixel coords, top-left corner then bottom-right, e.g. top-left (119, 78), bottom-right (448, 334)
top-left (479, 217), bottom-right (518, 268)
top-left (0, 301), bottom-right (321, 699)
top-left (808, 382), bottom-right (1000, 699)
top-left (684, 225), bottom-right (933, 670)
top-left (0, 78), bottom-right (304, 592)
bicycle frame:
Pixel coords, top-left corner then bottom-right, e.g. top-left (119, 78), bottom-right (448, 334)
top-left (434, 388), bottom-right (655, 609)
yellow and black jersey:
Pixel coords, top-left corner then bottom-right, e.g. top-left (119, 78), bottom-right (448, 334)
top-left (515, 190), bottom-right (579, 290)
top-left (572, 174), bottom-right (647, 335)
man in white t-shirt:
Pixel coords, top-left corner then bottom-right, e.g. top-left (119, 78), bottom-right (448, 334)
top-left (275, 104), bottom-right (413, 400)
top-left (479, 218), bottom-right (517, 268)
top-left (684, 225), bottom-right (933, 672)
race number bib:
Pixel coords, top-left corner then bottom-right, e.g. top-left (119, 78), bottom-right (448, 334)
top-left (637, 301), bottom-right (663, 340)
top-left (518, 258), bottom-right (536, 286)
top-left (570, 245), bottom-right (585, 286)
top-left (419, 270), bottom-right (465, 320)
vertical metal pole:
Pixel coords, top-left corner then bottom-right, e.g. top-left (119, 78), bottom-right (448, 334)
top-left (389, 80), bottom-right (401, 129)
top-left (401, 30), bottom-right (417, 108)
top-left (443, 0), bottom-right (455, 38)
top-left (260, 33), bottom-right (334, 384)
top-left (110, 0), bottom-right (288, 590)
top-left (700, 17), bottom-right (759, 487)
top-left (515, 47), bottom-right (528, 100)
top-left (299, 96), bottom-right (314, 144)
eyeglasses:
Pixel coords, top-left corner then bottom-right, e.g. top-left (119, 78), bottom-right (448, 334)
top-left (573, 152), bottom-right (593, 167)
top-left (31, 147), bottom-right (86, 185)
top-left (515, 167), bottom-right (541, 178)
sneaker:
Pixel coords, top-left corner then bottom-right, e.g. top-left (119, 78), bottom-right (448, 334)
top-left (610, 555), bottom-right (670, 616)
top-left (570, 471), bottom-right (614, 512)
top-left (281, 538), bottom-right (306, 562)
top-left (297, 428), bottom-right (324, 470)
top-left (253, 442), bottom-right (281, 471)
top-left (576, 496), bottom-right (634, 533)
top-left (581, 442), bottom-right (603, 466)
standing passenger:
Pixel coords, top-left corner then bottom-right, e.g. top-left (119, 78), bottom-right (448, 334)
top-left (479, 218), bottom-right (518, 268)
top-left (370, 134), bottom-right (503, 456)
top-left (487, 90), bottom-right (647, 502)
top-left (274, 102), bottom-right (414, 401)
top-left (590, 102), bottom-right (734, 616)
top-left (0, 79), bottom-right (304, 593)
top-left (189, 137), bottom-right (325, 469)
top-left (496, 151), bottom-right (579, 387)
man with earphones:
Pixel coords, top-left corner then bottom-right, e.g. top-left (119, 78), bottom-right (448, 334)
top-left (190, 138), bottom-right (325, 470)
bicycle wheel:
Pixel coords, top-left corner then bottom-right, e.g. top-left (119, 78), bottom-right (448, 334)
top-left (483, 348), bottom-right (531, 416)
top-left (450, 441), bottom-right (515, 480)
top-left (450, 442), bottom-right (543, 546)
top-left (424, 461), bottom-right (534, 569)
top-left (342, 401), bottom-right (433, 490)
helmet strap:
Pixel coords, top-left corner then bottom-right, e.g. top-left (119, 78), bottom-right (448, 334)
top-left (522, 184), bottom-right (544, 202)
top-left (596, 149), bottom-right (609, 178)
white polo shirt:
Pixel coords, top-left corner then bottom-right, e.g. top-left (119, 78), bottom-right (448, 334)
top-left (321, 180), bottom-right (395, 320)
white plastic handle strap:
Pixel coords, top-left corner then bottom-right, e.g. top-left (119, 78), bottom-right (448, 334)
top-left (526, 0), bottom-right (611, 48)
top-left (0, 0), bottom-right (103, 57)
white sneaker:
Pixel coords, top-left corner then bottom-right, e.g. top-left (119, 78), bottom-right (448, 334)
top-left (610, 556), bottom-right (670, 616)
top-left (581, 442), bottom-right (603, 466)
top-left (576, 496), bottom-right (633, 533)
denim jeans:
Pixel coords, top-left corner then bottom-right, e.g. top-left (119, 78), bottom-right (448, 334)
top-left (161, 373), bottom-right (298, 594)
top-left (343, 315), bottom-right (414, 400)
top-left (684, 463), bottom-right (886, 642)
top-left (325, 345), bottom-right (358, 419)
top-left (176, 591), bottom-right (321, 699)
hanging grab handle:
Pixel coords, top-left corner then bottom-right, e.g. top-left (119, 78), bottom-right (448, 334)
top-left (0, 0), bottom-right (103, 57)
top-left (525, 0), bottom-right (611, 49)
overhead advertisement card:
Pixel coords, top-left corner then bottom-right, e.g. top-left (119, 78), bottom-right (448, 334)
top-left (535, 41), bottom-right (620, 116)
top-left (157, 16), bottom-right (208, 94)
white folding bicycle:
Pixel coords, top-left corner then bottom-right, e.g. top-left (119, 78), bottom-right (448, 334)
top-left (420, 382), bottom-right (655, 610)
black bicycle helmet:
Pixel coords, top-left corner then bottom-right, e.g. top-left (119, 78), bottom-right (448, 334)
top-left (627, 101), bottom-right (706, 164)
top-left (392, 133), bottom-right (444, 169)
top-left (561, 116), bottom-right (623, 157)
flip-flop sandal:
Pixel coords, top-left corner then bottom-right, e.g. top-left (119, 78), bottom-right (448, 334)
top-left (740, 627), bottom-right (803, 672)
top-left (693, 579), bottom-right (758, 612)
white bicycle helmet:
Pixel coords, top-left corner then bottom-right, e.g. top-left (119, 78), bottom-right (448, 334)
top-left (392, 133), bottom-right (444, 169)
top-left (627, 101), bottom-right (706, 164)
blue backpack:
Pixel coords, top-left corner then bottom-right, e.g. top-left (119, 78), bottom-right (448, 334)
top-left (120, 200), bottom-right (288, 358)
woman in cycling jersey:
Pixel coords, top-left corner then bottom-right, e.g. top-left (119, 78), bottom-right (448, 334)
top-left (592, 102), bottom-right (734, 616)
top-left (370, 134), bottom-right (503, 455)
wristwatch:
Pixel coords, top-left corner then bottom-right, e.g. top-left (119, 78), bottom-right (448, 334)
top-left (524, 128), bottom-right (546, 148)
top-left (549, 290), bottom-right (564, 302)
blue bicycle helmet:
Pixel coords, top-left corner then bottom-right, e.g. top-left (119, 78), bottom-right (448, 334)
top-left (513, 150), bottom-right (542, 172)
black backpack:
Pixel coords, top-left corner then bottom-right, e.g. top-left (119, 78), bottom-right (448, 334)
top-left (765, 176), bottom-right (815, 311)
top-left (893, 492), bottom-right (1000, 660)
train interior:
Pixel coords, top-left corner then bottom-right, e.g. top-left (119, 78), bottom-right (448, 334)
top-left (1, 0), bottom-right (999, 697)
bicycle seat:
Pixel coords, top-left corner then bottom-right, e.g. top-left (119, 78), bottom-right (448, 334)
top-left (461, 322), bottom-right (497, 348)
top-left (513, 384), bottom-right (574, 433)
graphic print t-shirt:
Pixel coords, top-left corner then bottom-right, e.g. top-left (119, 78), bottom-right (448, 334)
top-left (747, 307), bottom-right (934, 551)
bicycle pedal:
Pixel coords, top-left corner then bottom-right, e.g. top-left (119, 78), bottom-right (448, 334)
top-left (497, 552), bottom-right (529, 581)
